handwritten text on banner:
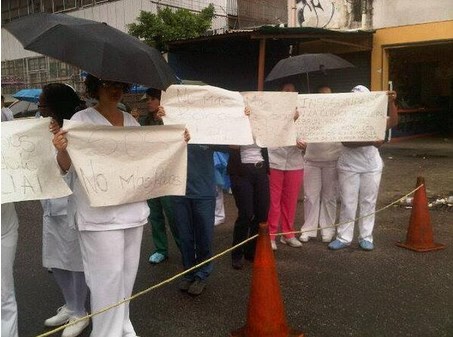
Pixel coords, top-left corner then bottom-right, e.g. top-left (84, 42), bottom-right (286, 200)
top-left (295, 92), bottom-right (388, 142)
top-left (161, 85), bottom-right (253, 145)
top-left (242, 91), bottom-right (298, 147)
top-left (2, 118), bottom-right (72, 203)
top-left (64, 121), bottom-right (187, 207)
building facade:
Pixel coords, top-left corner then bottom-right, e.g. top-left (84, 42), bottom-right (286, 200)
top-left (370, 0), bottom-right (453, 136)
top-left (285, 0), bottom-right (453, 135)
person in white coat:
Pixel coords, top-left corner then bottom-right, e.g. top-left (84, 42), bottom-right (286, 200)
top-left (1, 95), bottom-right (14, 121)
top-left (329, 85), bottom-right (398, 251)
top-left (39, 83), bottom-right (90, 337)
top-left (52, 74), bottom-right (151, 337)
top-left (1, 96), bottom-right (19, 337)
top-left (1, 203), bottom-right (19, 337)
top-left (300, 85), bottom-right (343, 243)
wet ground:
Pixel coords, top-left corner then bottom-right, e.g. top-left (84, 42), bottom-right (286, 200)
top-left (14, 136), bottom-right (453, 337)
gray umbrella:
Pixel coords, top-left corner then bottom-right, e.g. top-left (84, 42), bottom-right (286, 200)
top-left (4, 13), bottom-right (177, 90)
top-left (265, 53), bottom-right (354, 91)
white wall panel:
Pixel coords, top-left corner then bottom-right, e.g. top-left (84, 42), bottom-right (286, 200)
top-left (1, 30), bottom-right (41, 60)
top-left (373, 0), bottom-right (453, 29)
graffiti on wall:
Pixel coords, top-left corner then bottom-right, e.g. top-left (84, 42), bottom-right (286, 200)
top-left (296, 0), bottom-right (335, 28)
top-left (295, 0), bottom-right (361, 29)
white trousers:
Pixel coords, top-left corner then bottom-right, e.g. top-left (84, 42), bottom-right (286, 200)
top-left (337, 170), bottom-right (382, 244)
top-left (1, 203), bottom-right (19, 337)
top-left (78, 226), bottom-right (143, 337)
top-left (301, 161), bottom-right (338, 239)
top-left (214, 186), bottom-right (225, 226)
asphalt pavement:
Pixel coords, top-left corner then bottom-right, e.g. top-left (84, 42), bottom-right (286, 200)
top-left (13, 138), bottom-right (453, 337)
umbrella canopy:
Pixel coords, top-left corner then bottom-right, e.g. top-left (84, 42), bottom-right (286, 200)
top-left (12, 88), bottom-right (42, 103)
top-left (265, 53), bottom-right (354, 82)
top-left (8, 100), bottom-right (39, 119)
top-left (5, 13), bottom-right (177, 90)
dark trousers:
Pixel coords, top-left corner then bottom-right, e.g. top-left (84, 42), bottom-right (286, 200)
top-left (173, 196), bottom-right (216, 281)
top-left (230, 164), bottom-right (270, 261)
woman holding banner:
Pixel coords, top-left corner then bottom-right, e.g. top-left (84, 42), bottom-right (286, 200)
top-left (52, 74), bottom-right (151, 337)
top-left (228, 103), bottom-right (272, 268)
top-left (172, 144), bottom-right (222, 296)
top-left (39, 83), bottom-right (90, 337)
top-left (329, 85), bottom-right (398, 251)
top-left (300, 85), bottom-right (343, 244)
top-left (1, 98), bottom-right (19, 337)
top-left (267, 82), bottom-right (305, 251)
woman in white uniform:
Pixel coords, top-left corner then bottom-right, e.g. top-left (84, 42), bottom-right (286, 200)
top-left (2, 96), bottom-right (19, 337)
top-left (329, 85), bottom-right (398, 251)
top-left (39, 83), bottom-right (90, 337)
top-left (1, 203), bottom-right (19, 337)
top-left (52, 74), bottom-right (151, 337)
top-left (301, 142), bottom-right (343, 242)
top-left (300, 85), bottom-right (343, 243)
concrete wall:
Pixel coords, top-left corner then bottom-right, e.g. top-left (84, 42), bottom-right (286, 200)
top-left (288, 0), bottom-right (453, 30)
top-left (237, 0), bottom-right (287, 28)
top-left (372, 0), bottom-right (453, 29)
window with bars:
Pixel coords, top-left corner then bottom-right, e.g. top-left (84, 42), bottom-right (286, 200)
top-left (41, 0), bottom-right (53, 12)
top-left (54, 0), bottom-right (64, 12)
top-left (2, 0), bottom-right (104, 21)
top-left (29, 72), bottom-right (42, 84)
top-left (30, 0), bottom-right (41, 13)
top-left (3, 56), bottom-right (81, 87)
top-left (53, 0), bottom-right (77, 12)
top-left (3, 60), bottom-right (15, 76)
top-left (80, 0), bottom-right (94, 6)
top-left (27, 57), bottom-right (47, 72)
top-left (2, 0), bottom-right (23, 22)
top-left (14, 59), bottom-right (26, 78)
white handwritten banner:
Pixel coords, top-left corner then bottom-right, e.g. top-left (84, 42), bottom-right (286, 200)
top-left (161, 85), bottom-right (253, 145)
top-left (241, 91), bottom-right (298, 147)
top-left (2, 118), bottom-right (72, 203)
top-left (296, 92), bottom-right (388, 142)
top-left (64, 121), bottom-right (187, 207)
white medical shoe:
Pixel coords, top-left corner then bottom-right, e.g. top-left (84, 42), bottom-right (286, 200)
top-left (61, 316), bottom-right (89, 337)
top-left (44, 305), bottom-right (73, 327)
top-left (280, 237), bottom-right (302, 248)
top-left (270, 240), bottom-right (277, 251)
top-left (322, 236), bottom-right (333, 243)
top-left (299, 234), bottom-right (310, 243)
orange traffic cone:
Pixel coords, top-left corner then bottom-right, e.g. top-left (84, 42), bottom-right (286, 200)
top-left (396, 177), bottom-right (445, 252)
top-left (230, 223), bottom-right (304, 337)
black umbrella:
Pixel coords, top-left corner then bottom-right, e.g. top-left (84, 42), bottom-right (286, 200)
top-left (265, 53), bottom-right (354, 92)
top-left (4, 13), bottom-right (177, 90)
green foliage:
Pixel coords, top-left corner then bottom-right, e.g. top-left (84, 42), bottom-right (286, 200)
top-left (128, 4), bottom-right (215, 51)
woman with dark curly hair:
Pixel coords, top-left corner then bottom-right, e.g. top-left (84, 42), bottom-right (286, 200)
top-left (52, 74), bottom-right (149, 337)
top-left (39, 83), bottom-right (85, 127)
top-left (39, 83), bottom-right (90, 337)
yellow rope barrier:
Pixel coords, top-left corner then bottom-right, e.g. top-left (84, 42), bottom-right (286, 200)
top-left (37, 184), bottom-right (422, 337)
top-left (280, 184), bottom-right (423, 237)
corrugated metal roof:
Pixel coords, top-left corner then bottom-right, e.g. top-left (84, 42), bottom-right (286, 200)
top-left (168, 25), bottom-right (374, 45)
